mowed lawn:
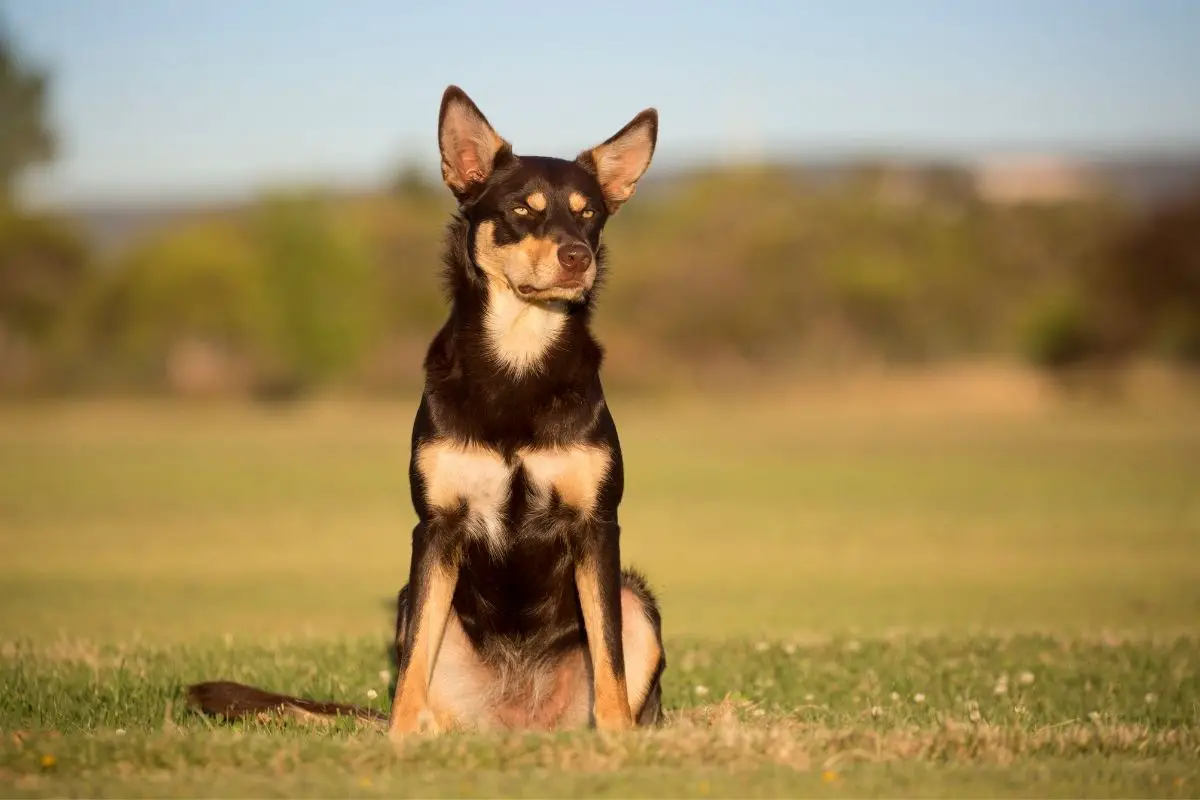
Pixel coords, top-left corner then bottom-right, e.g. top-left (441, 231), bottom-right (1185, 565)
top-left (1, 380), bottom-right (1199, 797)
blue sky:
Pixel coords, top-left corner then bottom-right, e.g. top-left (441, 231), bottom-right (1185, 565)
top-left (6, 0), bottom-right (1200, 206)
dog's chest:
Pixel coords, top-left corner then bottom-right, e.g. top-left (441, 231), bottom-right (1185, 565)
top-left (417, 441), bottom-right (611, 553)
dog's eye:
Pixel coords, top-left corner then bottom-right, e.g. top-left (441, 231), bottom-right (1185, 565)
top-left (513, 207), bottom-right (530, 216)
top-left (580, 209), bottom-right (595, 219)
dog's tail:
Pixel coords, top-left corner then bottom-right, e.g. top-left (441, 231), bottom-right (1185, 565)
top-left (187, 681), bottom-right (388, 727)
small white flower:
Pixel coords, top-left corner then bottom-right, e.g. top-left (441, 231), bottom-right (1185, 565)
top-left (694, 685), bottom-right (710, 697)
top-left (1144, 692), bottom-right (1158, 705)
top-left (804, 693), bottom-right (815, 702)
top-left (752, 708), bottom-right (766, 718)
top-left (379, 670), bottom-right (391, 684)
top-left (115, 729), bottom-right (126, 736)
top-left (366, 689), bottom-right (378, 700)
top-left (754, 641), bottom-right (769, 653)
top-left (1088, 711), bottom-right (1101, 722)
top-left (913, 693), bottom-right (926, 704)
top-left (1013, 704), bottom-right (1028, 716)
top-left (969, 708), bottom-right (981, 723)
top-left (783, 643), bottom-right (797, 655)
top-left (890, 692), bottom-right (900, 702)
top-left (1018, 671), bottom-right (1035, 686)
top-left (994, 683), bottom-right (1008, 696)
top-left (870, 705), bottom-right (883, 718)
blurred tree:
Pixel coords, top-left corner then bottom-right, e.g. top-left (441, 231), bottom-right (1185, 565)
top-left (391, 162), bottom-right (437, 202)
top-left (1018, 289), bottom-right (1095, 372)
top-left (46, 160), bottom-right (1168, 395)
top-left (250, 193), bottom-right (382, 393)
top-left (0, 205), bottom-right (89, 387)
top-left (0, 28), bottom-right (56, 201)
top-left (1091, 186), bottom-right (1200, 365)
top-left (0, 24), bottom-right (79, 390)
top-left (0, 205), bottom-right (88, 341)
top-left (81, 223), bottom-right (273, 394)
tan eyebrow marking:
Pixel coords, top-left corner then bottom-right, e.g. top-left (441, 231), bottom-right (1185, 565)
top-left (568, 192), bottom-right (588, 213)
top-left (526, 192), bottom-right (547, 212)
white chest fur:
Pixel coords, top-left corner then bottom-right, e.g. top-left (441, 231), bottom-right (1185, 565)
top-left (416, 441), bottom-right (614, 553)
top-left (484, 290), bottom-right (567, 376)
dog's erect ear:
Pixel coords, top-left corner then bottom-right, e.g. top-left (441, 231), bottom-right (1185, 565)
top-left (578, 109), bottom-right (658, 213)
top-left (438, 86), bottom-right (510, 201)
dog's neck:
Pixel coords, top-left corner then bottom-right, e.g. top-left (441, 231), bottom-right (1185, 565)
top-left (481, 288), bottom-right (569, 376)
top-left (435, 215), bottom-right (601, 385)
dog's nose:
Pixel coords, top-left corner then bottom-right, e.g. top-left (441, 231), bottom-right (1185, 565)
top-left (557, 243), bottom-right (592, 274)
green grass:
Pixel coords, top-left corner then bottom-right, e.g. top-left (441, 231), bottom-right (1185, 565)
top-left (2, 636), bottom-right (1198, 797)
top-left (2, 386), bottom-right (1199, 796)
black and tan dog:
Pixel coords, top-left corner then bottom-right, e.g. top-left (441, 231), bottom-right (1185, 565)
top-left (188, 86), bottom-right (665, 737)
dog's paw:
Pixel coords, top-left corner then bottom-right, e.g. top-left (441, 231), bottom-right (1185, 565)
top-left (592, 710), bottom-right (635, 733)
top-left (388, 707), bottom-right (442, 743)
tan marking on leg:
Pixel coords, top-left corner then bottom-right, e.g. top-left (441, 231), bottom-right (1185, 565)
top-left (620, 587), bottom-right (663, 717)
top-left (389, 563), bottom-right (459, 738)
top-left (416, 440), bottom-right (511, 554)
top-left (519, 445), bottom-right (612, 515)
top-left (526, 191), bottom-right (547, 211)
top-left (575, 562), bottom-right (633, 731)
top-left (568, 191), bottom-right (588, 213)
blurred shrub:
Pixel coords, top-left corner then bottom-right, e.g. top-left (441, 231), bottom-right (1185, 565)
top-left (1018, 291), bottom-right (1094, 371)
top-left (74, 221), bottom-right (271, 393)
top-left (0, 203), bottom-right (90, 389)
top-left (63, 193), bottom-right (382, 397)
top-left (1088, 187), bottom-right (1200, 366)
top-left (12, 164), bottom-right (1200, 398)
top-left (601, 166), bottom-right (1119, 371)
top-left (250, 193), bottom-right (381, 393)
top-left (0, 205), bottom-right (88, 338)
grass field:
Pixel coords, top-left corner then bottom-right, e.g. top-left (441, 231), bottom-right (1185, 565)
top-left (2, 374), bottom-right (1199, 796)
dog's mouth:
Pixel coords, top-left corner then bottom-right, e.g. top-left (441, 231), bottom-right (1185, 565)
top-left (516, 281), bottom-right (588, 301)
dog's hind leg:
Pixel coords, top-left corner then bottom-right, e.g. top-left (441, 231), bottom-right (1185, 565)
top-left (618, 568), bottom-right (666, 726)
top-left (391, 577), bottom-right (504, 734)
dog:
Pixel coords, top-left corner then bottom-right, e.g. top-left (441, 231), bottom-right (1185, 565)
top-left (188, 85), bottom-right (666, 737)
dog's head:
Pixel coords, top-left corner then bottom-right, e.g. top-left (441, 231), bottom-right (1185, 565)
top-left (438, 85), bottom-right (657, 304)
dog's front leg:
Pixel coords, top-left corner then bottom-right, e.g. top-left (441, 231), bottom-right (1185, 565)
top-left (389, 522), bottom-right (458, 739)
top-left (575, 523), bottom-right (634, 731)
